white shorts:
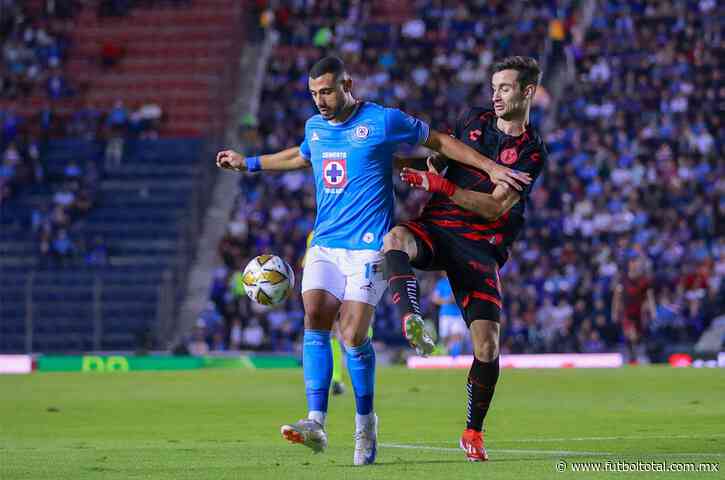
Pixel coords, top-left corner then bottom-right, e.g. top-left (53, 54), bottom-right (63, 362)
top-left (439, 314), bottom-right (468, 339)
top-left (301, 245), bottom-right (386, 306)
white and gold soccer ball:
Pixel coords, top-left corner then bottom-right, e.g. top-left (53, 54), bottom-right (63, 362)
top-left (241, 255), bottom-right (295, 306)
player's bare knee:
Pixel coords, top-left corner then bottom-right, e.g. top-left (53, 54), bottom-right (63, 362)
top-left (471, 320), bottom-right (500, 362)
top-left (383, 227), bottom-right (415, 257)
top-left (473, 337), bottom-right (499, 362)
top-left (340, 322), bottom-right (367, 347)
top-left (303, 304), bottom-right (334, 330)
top-left (382, 228), bottom-right (403, 252)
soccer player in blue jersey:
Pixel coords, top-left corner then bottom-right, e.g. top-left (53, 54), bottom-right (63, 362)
top-left (216, 56), bottom-right (530, 465)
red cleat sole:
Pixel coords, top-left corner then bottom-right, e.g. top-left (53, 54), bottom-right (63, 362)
top-left (281, 426), bottom-right (304, 444)
top-left (459, 438), bottom-right (489, 462)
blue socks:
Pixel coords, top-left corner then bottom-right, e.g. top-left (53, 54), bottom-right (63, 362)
top-left (302, 329), bottom-right (376, 425)
top-left (346, 337), bottom-right (376, 415)
top-left (303, 329), bottom-right (332, 424)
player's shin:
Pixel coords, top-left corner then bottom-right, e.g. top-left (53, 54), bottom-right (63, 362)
top-left (466, 356), bottom-right (500, 431)
top-left (303, 329), bottom-right (333, 426)
top-left (383, 250), bottom-right (422, 320)
top-left (345, 337), bottom-right (376, 424)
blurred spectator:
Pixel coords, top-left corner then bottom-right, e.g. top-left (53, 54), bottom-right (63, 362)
top-left (129, 102), bottom-right (164, 138)
top-left (50, 228), bottom-right (74, 263)
top-left (431, 272), bottom-right (469, 356)
top-left (100, 40), bottom-right (124, 69)
top-left (85, 236), bottom-right (109, 266)
top-left (242, 318), bottom-right (265, 350)
top-left (203, 0), bottom-right (724, 359)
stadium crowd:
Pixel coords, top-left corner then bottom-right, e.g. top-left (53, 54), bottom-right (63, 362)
top-left (201, 0), bottom-right (724, 362)
top-left (1, 0), bottom-right (168, 265)
top-left (1, 0), bottom-right (74, 99)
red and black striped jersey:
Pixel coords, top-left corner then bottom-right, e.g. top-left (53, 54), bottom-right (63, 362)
top-left (421, 108), bottom-right (547, 265)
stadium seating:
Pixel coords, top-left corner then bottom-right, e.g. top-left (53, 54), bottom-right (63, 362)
top-left (0, 138), bottom-right (202, 353)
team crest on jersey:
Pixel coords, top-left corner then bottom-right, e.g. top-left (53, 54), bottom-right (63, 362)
top-left (355, 125), bottom-right (369, 139)
top-left (323, 158), bottom-right (347, 192)
top-left (500, 147), bottom-right (518, 165)
top-left (311, 131), bottom-right (320, 141)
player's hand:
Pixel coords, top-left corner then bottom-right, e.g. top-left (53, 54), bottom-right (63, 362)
top-left (400, 167), bottom-right (430, 190)
top-left (487, 163), bottom-right (531, 191)
top-left (401, 159), bottom-right (457, 197)
top-left (216, 150), bottom-right (245, 171)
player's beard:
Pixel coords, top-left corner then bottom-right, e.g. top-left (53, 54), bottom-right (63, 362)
top-left (325, 98), bottom-right (354, 122)
top-left (319, 106), bottom-right (336, 120)
top-left (496, 96), bottom-right (527, 121)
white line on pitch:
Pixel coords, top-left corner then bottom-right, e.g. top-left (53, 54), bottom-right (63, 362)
top-left (496, 433), bottom-right (725, 443)
top-left (410, 433), bottom-right (725, 444)
top-left (382, 443), bottom-right (725, 459)
top-left (380, 443), bottom-right (607, 456)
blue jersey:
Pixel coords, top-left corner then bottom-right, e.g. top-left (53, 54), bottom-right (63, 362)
top-left (299, 102), bottom-right (429, 250)
top-left (434, 277), bottom-right (462, 317)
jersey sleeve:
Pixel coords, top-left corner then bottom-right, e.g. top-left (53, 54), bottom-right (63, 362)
top-left (299, 119), bottom-right (312, 160)
top-left (299, 136), bottom-right (311, 160)
top-left (453, 108), bottom-right (474, 138)
top-left (513, 142), bottom-right (547, 196)
top-left (453, 107), bottom-right (486, 138)
top-left (384, 108), bottom-right (430, 146)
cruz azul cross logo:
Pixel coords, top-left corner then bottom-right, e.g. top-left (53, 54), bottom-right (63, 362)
top-left (322, 152), bottom-right (348, 193)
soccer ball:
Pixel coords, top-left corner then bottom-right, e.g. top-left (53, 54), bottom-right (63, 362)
top-left (241, 255), bottom-right (295, 306)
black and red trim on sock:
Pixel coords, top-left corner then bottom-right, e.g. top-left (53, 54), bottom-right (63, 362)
top-left (466, 356), bottom-right (500, 432)
top-left (383, 250), bottom-right (422, 326)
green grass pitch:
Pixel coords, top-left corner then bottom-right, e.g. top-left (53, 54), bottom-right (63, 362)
top-left (1, 366), bottom-right (723, 479)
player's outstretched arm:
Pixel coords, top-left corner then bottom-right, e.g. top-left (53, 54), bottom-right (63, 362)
top-left (400, 159), bottom-right (519, 221)
top-left (216, 147), bottom-right (310, 172)
top-left (423, 130), bottom-right (531, 191)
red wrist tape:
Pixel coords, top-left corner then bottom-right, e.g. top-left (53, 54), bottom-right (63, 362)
top-left (427, 173), bottom-right (457, 197)
top-left (400, 170), bottom-right (456, 196)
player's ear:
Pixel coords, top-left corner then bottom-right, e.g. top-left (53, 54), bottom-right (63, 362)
top-left (341, 75), bottom-right (352, 93)
top-left (524, 84), bottom-right (536, 101)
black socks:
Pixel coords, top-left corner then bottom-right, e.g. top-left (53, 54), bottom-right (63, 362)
top-left (466, 356), bottom-right (500, 432)
top-left (384, 250), bottom-right (422, 319)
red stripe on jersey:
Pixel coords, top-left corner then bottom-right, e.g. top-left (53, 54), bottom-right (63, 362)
top-left (401, 221), bottom-right (435, 256)
top-left (459, 232), bottom-right (504, 245)
top-left (469, 213), bottom-right (509, 231)
top-left (470, 291), bottom-right (502, 309)
top-left (459, 231), bottom-right (494, 241)
top-left (429, 219), bottom-right (468, 228)
top-left (426, 207), bottom-right (479, 218)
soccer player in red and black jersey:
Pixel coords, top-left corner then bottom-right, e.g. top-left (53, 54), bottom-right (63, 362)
top-left (382, 56), bottom-right (547, 462)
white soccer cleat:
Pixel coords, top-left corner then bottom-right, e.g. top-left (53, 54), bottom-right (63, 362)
top-left (280, 419), bottom-right (328, 453)
top-left (353, 414), bottom-right (378, 465)
top-left (403, 313), bottom-right (435, 356)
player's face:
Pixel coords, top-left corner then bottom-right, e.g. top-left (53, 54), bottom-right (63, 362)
top-left (309, 73), bottom-right (349, 121)
top-left (491, 69), bottom-right (533, 120)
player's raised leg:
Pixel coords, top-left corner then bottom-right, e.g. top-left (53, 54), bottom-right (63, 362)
top-left (280, 288), bottom-right (340, 453)
top-left (339, 300), bottom-right (378, 465)
top-left (382, 226), bottom-right (435, 355)
top-left (460, 319), bottom-right (500, 462)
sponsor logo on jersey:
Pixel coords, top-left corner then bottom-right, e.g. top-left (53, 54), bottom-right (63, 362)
top-left (500, 147), bottom-right (518, 165)
top-left (322, 153), bottom-right (347, 193)
top-left (311, 131), bottom-right (320, 141)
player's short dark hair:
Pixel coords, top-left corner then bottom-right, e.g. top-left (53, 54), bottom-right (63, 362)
top-left (309, 56), bottom-right (347, 81)
top-left (492, 56), bottom-right (541, 89)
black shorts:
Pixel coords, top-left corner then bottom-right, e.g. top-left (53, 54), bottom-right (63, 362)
top-left (401, 219), bottom-right (503, 325)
